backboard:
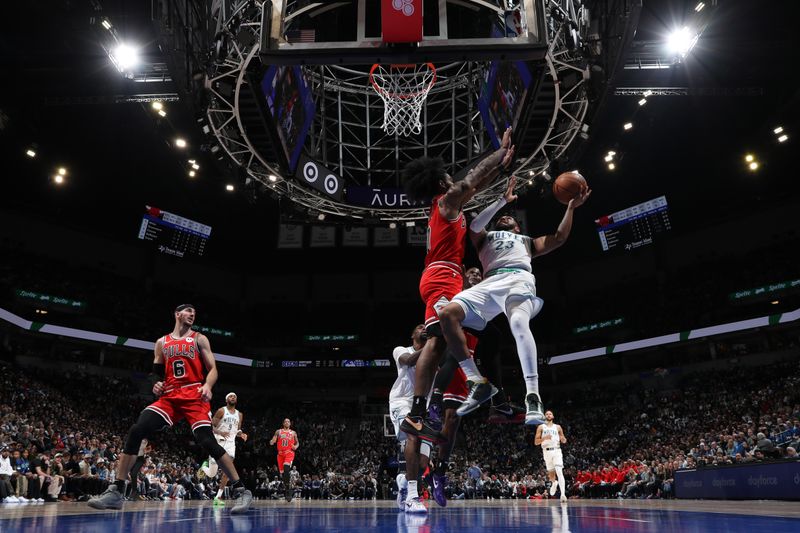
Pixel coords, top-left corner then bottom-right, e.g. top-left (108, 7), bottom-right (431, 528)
top-left (261, 0), bottom-right (547, 65)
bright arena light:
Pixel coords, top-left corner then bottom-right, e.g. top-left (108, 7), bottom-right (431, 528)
top-left (608, 163), bottom-right (616, 170)
top-left (54, 175), bottom-right (64, 184)
top-left (188, 170), bottom-right (196, 177)
top-left (317, 213), bottom-right (325, 221)
top-left (607, 150), bottom-right (616, 156)
top-left (778, 134), bottom-right (788, 143)
top-left (748, 161), bottom-right (759, 171)
top-left (604, 154), bottom-right (613, 162)
top-left (151, 101), bottom-right (163, 111)
top-left (666, 27), bottom-right (698, 58)
top-left (175, 138), bottom-right (187, 148)
top-left (57, 167), bottom-right (67, 176)
top-left (111, 43), bottom-right (140, 72)
top-left (694, 2), bottom-right (705, 12)
top-left (744, 154), bottom-right (754, 162)
top-left (389, 222), bottom-right (397, 229)
top-left (26, 149), bottom-right (36, 158)
top-left (268, 174), bottom-right (278, 182)
top-left (101, 19), bottom-right (112, 30)
top-left (191, 163), bottom-right (200, 170)
top-left (226, 184), bottom-right (234, 191)
top-left (638, 98), bottom-right (647, 106)
top-left (773, 126), bottom-right (783, 135)
top-left (623, 122), bottom-right (633, 131)
top-left (157, 109), bottom-right (166, 117)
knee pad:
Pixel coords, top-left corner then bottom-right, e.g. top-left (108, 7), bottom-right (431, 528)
top-left (194, 426), bottom-right (226, 460)
top-left (124, 410), bottom-right (168, 455)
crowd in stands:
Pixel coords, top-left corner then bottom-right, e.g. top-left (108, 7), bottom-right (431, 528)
top-left (2, 349), bottom-right (798, 504)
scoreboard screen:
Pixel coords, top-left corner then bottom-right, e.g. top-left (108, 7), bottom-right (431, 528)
top-left (595, 196), bottom-right (671, 252)
top-left (138, 206), bottom-right (212, 258)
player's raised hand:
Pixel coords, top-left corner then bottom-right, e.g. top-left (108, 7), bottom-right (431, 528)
top-left (503, 176), bottom-right (518, 204)
top-left (152, 381), bottom-right (164, 397)
top-left (501, 127), bottom-right (512, 149)
top-left (568, 188), bottom-right (592, 209)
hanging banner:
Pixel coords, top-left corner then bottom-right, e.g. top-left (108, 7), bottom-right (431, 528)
top-left (374, 227), bottom-right (400, 247)
top-left (343, 227), bottom-right (369, 247)
top-left (310, 226), bottom-right (336, 247)
top-left (278, 224), bottom-right (304, 248)
top-left (407, 225), bottom-right (427, 246)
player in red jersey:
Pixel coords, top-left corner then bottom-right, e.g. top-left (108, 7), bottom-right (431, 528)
top-left (270, 418), bottom-right (299, 502)
top-left (397, 129), bottom-right (514, 512)
top-left (88, 304), bottom-right (252, 514)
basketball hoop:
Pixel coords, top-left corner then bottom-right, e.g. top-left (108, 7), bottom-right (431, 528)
top-left (369, 63), bottom-right (436, 137)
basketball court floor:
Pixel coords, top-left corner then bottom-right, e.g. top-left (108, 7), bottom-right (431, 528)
top-left (2, 499), bottom-right (799, 532)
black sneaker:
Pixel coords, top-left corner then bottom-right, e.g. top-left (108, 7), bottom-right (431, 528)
top-left (456, 380), bottom-right (498, 416)
top-left (285, 487), bottom-right (293, 502)
top-left (487, 401), bottom-right (526, 424)
top-left (400, 415), bottom-right (448, 444)
top-left (525, 393), bottom-right (545, 425)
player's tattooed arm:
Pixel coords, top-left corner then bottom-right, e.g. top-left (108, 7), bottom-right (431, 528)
top-left (270, 430), bottom-right (279, 446)
top-left (293, 432), bottom-right (299, 451)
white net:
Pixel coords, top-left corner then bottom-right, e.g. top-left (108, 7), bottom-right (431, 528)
top-left (369, 63), bottom-right (436, 137)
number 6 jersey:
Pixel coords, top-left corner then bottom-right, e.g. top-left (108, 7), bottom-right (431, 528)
top-left (161, 331), bottom-right (206, 392)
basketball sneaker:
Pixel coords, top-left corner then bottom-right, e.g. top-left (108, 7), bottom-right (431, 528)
top-left (213, 496), bottom-right (225, 507)
top-left (525, 393), bottom-right (545, 425)
top-left (87, 485), bottom-right (124, 510)
top-left (430, 472), bottom-right (447, 507)
top-left (397, 487), bottom-right (407, 510)
top-left (549, 482), bottom-right (558, 496)
top-left (426, 403), bottom-right (443, 432)
top-left (456, 379), bottom-right (498, 416)
top-left (487, 401), bottom-right (526, 424)
top-left (560, 495), bottom-right (568, 503)
top-left (285, 486), bottom-right (293, 502)
top-left (230, 487), bottom-right (253, 515)
top-left (400, 416), bottom-right (447, 444)
top-left (404, 496), bottom-right (427, 514)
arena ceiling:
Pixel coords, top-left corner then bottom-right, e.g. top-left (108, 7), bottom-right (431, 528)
top-left (0, 0), bottom-right (798, 272)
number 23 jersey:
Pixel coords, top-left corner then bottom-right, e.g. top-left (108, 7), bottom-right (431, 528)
top-left (161, 331), bottom-right (206, 392)
top-left (478, 230), bottom-right (533, 274)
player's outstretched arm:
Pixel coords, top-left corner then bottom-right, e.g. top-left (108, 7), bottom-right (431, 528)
top-left (441, 128), bottom-right (514, 215)
top-left (197, 334), bottom-right (217, 402)
top-left (469, 176), bottom-right (518, 250)
top-left (531, 188), bottom-right (591, 258)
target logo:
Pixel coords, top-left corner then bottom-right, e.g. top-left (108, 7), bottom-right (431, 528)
top-left (392, 0), bottom-right (414, 17)
top-left (303, 161), bottom-right (319, 183)
top-left (324, 174), bottom-right (339, 195)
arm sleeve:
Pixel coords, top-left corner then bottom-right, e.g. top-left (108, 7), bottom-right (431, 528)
top-left (469, 197), bottom-right (507, 233)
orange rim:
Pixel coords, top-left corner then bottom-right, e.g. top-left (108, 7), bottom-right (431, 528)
top-left (369, 62), bottom-right (437, 100)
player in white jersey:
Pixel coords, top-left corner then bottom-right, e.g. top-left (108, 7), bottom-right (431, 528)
top-left (534, 410), bottom-right (568, 502)
top-left (389, 324), bottom-right (430, 514)
top-left (438, 176), bottom-right (590, 423)
top-left (199, 392), bottom-right (248, 505)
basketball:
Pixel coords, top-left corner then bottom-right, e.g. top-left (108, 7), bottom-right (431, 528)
top-left (553, 171), bottom-right (588, 205)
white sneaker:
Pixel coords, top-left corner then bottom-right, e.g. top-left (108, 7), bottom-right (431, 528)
top-left (549, 483), bottom-right (558, 496)
top-left (6, 496), bottom-right (20, 503)
top-left (404, 497), bottom-right (427, 514)
top-left (36, 498), bottom-right (45, 502)
top-left (560, 496), bottom-right (568, 503)
top-left (18, 496), bottom-right (29, 503)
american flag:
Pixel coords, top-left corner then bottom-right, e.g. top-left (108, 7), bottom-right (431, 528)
top-left (286, 29), bottom-right (316, 43)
